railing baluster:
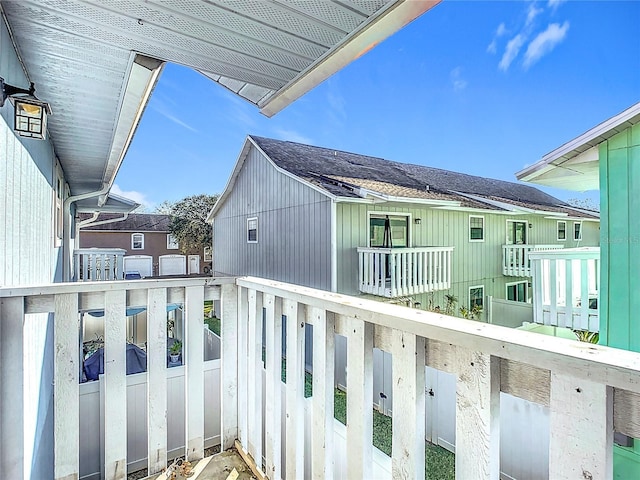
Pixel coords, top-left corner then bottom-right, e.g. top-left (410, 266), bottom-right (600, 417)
top-left (580, 259), bottom-right (590, 331)
top-left (532, 258), bottom-right (544, 325)
top-left (284, 300), bottom-right (305, 480)
top-left (346, 317), bottom-right (374, 479)
top-left (549, 259), bottom-right (557, 327)
top-left (147, 288), bottom-right (167, 474)
top-left (392, 332), bottom-right (425, 479)
top-left (417, 251), bottom-right (423, 293)
top-left (54, 293), bottom-right (80, 480)
top-left (549, 372), bottom-right (613, 479)
top-left (0, 296), bottom-right (24, 478)
top-left (564, 259), bottom-right (573, 329)
top-left (247, 290), bottom-right (264, 468)
top-left (104, 289), bottom-right (127, 480)
top-left (455, 348), bottom-right (500, 480)
top-left (264, 293), bottom-right (283, 479)
top-left (310, 307), bottom-right (334, 479)
top-left (185, 285), bottom-right (205, 461)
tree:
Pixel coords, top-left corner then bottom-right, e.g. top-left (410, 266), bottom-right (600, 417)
top-left (567, 197), bottom-right (600, 212)
top-left (167, 194), bottom-right (219, 254)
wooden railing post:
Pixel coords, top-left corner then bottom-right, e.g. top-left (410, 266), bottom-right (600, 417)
top-left (54, 293), bottom-right (80, 480)
top-left (185, 285), bottom-right (205, 461)
top-left (0, 297), bottom-right (24, 479)
top-left (391, 332), bottom-right (426, 480)
top-left (246, 289), bottom-right (264, 468)
top-left (104, 289), bottom-right (127, 480)
top-left (221, 283), bottom-right (238, 451)
top-left (310, 307), bottom-right (335, 479)
top-left (455, 348), bottom-right (500, 480)
top-left (346, 317), bottom-right (374, 479)
top-left (264, 293), bottom-right (282, 479)
top-left (147, 288), bottom-right (168, 474)
top-left (549, 372), bottom-right (613, 479)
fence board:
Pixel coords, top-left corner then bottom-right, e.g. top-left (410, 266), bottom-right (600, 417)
top-left (147, 288), bottom-right (167, 474)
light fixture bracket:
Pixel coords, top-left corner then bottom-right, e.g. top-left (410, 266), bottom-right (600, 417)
top-left (1, 77), bottom-right (52, 139)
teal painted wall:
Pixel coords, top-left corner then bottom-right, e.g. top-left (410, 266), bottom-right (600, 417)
top-left (599, 123), bottom-right (640, 352)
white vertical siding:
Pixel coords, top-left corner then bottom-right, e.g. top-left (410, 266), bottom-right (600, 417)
top-left (214, 146), bottom-right (333, 290)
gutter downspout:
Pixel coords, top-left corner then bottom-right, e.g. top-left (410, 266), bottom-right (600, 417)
top-left (331, 200), bottom-right (337, 293)
top-left (62, 184), bottom-right (110, 282)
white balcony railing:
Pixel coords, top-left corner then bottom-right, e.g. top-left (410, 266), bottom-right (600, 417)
top-left (357, 246), bottom-right (454, 298)
top-left (1, 273), bottom-right (639, 479)
top-left (74, 247), bottom-right (126, 281)
top-left (529, 247), bottom-right (600, 332)
top-left (502, 244), bottom-right (563, 277)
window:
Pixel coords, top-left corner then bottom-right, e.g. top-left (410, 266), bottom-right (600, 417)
top-left (557, 221), bottom-right (567, 241)
top-left (469, 215), bottom-right (484, 242)
top-left (131, 233), bottom-right (144, 250)
top-left (167, 234), bottom-right (179, 249)
top-left (507, 281), bottom-right (528, 302)
top-left (574, 222), bottom-right (582, 241)
top-left (506, 220), bottom-right (527, 245)
top-left (247, 217), bottom-right (258, 243)
top-left (369, 214), bottom-right (409, 248)
top-left (204, 246), bottom-right (212, 262)
top-left (469, 285), bottom-right (484, 309)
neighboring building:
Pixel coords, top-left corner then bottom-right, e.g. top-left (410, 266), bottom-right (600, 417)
top-left (78, 213), bottom-right (210, 276)
top-left (210, 135), bottom-right (600, 318)
top-left (517, 102), bottom-right (640, 478)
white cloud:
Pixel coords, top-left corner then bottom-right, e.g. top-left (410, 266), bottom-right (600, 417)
top-left (450, 67), bottom-right (468, 91)
top-left (523, 21), bottom-right (570, 69)
top-left (487, 23), bottom-right (507, 54)
top-left (487, 40), bottom-right (497, 54)
top-left (526, 4), bottom-right (543, 26)
top-left (496, 22), bottom-right (507, 37)
top-left (151, 100), bottom-right (198, 133)
top-left (110, 184), bottom-right (153, 209)
top-left (272, 128), bottom-right (314, 145)
top-left (548, 0), bottom-right (566, 11)
top-left (499, 34), bottom-right (526, 71)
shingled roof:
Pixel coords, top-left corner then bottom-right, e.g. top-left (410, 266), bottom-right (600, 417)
top-left (249, 136), bottom-right (583, 212)
top-left (78, 213), bottom-right (170, 232)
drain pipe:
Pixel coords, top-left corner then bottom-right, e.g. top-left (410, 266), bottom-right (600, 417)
top-left (62, 184), bottom-right (110, 282)
top-left (74, 212), bottom-right (132, 248)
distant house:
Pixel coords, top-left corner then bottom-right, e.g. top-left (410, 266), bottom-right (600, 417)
top-left (210, 136), bottom-right (599, 318)
top-left (79, 213), bottom-right (211, 276)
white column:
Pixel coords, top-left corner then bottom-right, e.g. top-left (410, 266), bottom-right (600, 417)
top-left (346, 317), bottom-right (374, 479)
top-left (246, 290), bottom-right (264, 469)
top-left (264, 293), bottom-right (283, 479)
top-left (104, 289), bottom-right (127, 480)
top-left (392, 332), bottom-right (425, 480)
top-left (237, 286), bottom-right (249, 448)
top-left (310, 307), bottom-right (335, 480)
top-left (147, 288), bottom-right (167, 474)
top-left (549, 372), bottom-right (613, 479)
top-left (284, 300), bottom-right (305, 480)
top-left (0, 297), bottom-right (24, 478)
top-left (54, 293), bottom-right (80, 480)
top-left (185, 285), bottom-right (205, 461)
top-left (455, 348), bottom-right (500, 480)
top-left (221, 283), bottom-right (239, 450)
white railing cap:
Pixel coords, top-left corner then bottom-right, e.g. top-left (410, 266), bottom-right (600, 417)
top-left (74, 248), bottom-right (127, 255)
top-left (356, 246), bottom-right (454, 253)
top-left (529, 247), bottom-right (600, 260)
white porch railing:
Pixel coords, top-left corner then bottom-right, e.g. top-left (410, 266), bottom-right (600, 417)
top-left (529, 247), bottom-right (600, 332)
top-left (502, 244), bottom-right (563, 276)
top-left (1, 273), bottom-right (639, 479)
top-left (357, 246), bottom-right (454, 298)
top-left (74, 248), bottom-right (126, 281)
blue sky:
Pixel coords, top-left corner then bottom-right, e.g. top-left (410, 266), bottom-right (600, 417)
top-left (114, 0), bottom-right (640, 209)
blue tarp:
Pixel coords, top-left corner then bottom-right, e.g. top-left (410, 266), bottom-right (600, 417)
top-left (86, 303), bottom-right (180, 317)
top-left (83, 344), bottom-right (147, 381)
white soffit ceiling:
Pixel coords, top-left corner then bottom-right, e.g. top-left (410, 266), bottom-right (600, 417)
top-left (0, 0), bottom-right (440, 196)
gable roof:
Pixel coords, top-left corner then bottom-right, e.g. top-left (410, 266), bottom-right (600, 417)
top-left (79, 213), bottom-right (170, 232)
top-left (210, 136), bottom-right (599, 220)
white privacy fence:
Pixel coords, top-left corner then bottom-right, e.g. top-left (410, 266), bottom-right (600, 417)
top-left (1, 274), bottom-right (639, 480)
top-left (357, 246), bottom-right (454, 298)
top-left (502, 244), bottom-right (563, 277)
top-left (529, 247), bottom-right (600, 332)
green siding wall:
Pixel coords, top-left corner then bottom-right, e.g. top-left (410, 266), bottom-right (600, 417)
top-left (599, 123), bottom-right (640, 351)
top-left (336, 202), bottom-right (599, 318)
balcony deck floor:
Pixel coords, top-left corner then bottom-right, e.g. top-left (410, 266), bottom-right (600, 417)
top-left (141, 449), bottom-right (255, 480)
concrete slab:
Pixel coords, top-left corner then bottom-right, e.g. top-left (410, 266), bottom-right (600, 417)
top-left (140, 450), bottom-right (256, 480)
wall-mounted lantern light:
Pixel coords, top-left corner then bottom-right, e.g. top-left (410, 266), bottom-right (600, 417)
top-left (414, 218), bottom-right (422, 225)
top-left (0, 77), bottom-right (52, 140)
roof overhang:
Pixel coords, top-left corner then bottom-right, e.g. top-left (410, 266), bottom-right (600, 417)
top-left (75, 193), bottom-right (139, 214)
top-left (1, 0), bottom-right (441, 200)
top-left (516, 102), bottom-right (640, 191)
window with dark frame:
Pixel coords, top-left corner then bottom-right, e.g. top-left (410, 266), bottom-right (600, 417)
top-left (469, 215), bottom-right (484, 241)
top-left (247, 217), bottom-right (258, 243)
top-left (574, 222), bottom-right (582, 241)
top-left (469, 286), bottom-right (484, 309)
top-left (557, 221), bottom-right (566, 241)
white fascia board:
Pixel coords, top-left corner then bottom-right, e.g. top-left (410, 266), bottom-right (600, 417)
top-left (451, 191), bottom-right (531, 213)
top-left (101, 54), bottom-right (164, 200)
top-left (516, 102), bottom-right (640, 183)
top-left (544, 216), bottom-right (600, 222)
top-left (259, 0), bottom-right (441, 117)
